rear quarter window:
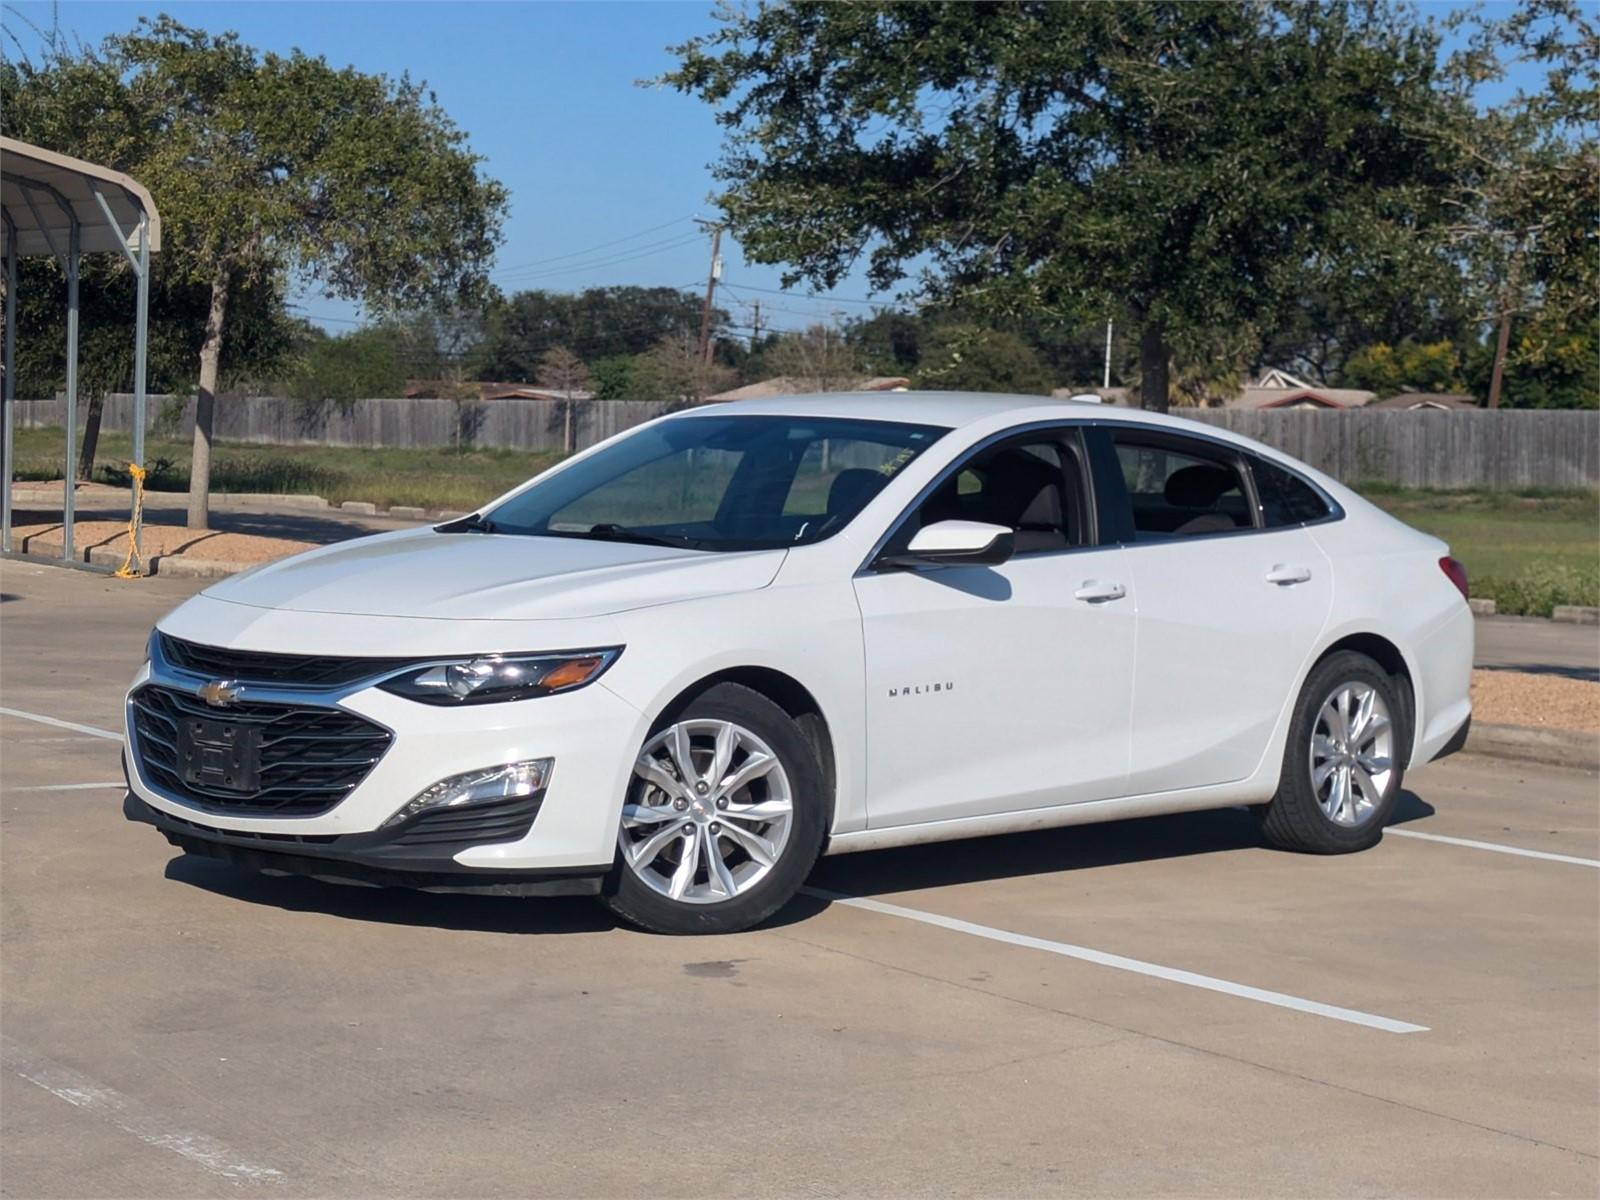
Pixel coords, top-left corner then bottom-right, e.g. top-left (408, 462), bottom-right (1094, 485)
top-left (1251, 457), bottom-right (1333, 527)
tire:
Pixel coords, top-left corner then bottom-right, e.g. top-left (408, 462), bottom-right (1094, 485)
top-left (601, 682), bottom-right (827, 934)
top-left (1256, 650), bottom-right (1407, 854)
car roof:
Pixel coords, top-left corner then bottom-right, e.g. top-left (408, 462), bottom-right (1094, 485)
top-left (675, 390), bottom-right (1187, 431)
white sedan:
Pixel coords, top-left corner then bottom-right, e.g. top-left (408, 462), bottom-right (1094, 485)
top-left (123, 393), bottom-right (1474, 933)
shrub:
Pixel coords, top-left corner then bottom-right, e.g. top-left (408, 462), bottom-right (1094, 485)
top-left (1476, 564), bottom-right (1600, 617)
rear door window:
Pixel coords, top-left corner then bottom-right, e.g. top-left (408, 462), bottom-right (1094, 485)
top-left (1109, 434), bottom-right (1253, 540)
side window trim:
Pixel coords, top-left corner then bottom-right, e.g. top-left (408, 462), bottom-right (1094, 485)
top-left (859, 422), bottom-right (1098, 574)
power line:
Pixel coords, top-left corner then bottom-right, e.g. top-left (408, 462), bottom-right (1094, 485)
top-left (491, 232), bottom-right (707, 283)
top-left (488, 215), bottom-right (696, 275)
top-left (718, 278), bottom-right (897, 307)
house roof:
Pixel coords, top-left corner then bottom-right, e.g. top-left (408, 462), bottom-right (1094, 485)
top-left (1254, 368), bottom-right (1317, 390)
top-left (708, 375), bottom-right (910, 402)
top-left (1231, 386), bottom-right (1376, 410)
top-left (1367, 392), bottom-right (1479, 410)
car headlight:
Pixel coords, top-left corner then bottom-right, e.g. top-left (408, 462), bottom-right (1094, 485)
top-left (376, 649), bottom-right (621, 706)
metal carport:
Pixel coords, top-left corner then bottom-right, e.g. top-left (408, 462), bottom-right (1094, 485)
top-left (1, 136), bottom-right (162, 571)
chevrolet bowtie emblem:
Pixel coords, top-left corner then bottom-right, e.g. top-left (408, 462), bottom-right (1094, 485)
top-left (198, 679), bottom-right (243, 707)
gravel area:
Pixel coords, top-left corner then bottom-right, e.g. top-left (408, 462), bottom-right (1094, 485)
top-left (11, 520), bottom-right (317, 564)
top-left (1472, 669), bottom-right (1600, 734)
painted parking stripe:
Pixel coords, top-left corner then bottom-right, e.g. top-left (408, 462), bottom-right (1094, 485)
top-left (1388, 827), bottom-right (1600, 869)
top-left (802, 887), bottom-right (1428, 1034)
top-left (0, 706), bottom-right (120, 742)
top-left (2, 1039), bottom-right (285, 1185)
top-left (11, 782), bottom-right (126, 792)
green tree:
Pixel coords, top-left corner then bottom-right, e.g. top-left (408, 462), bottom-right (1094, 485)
top-left (664, 1), bottom-right (1464, 412)
top-left (760, 325), bottom-right (865, 392)
top-left (1341, 339), bottom-right (1466, 397)
top-left (589, 355), bottom-right (638, 401)
top-left (913, 326), bottom-right (1054, 395)
top-left (284, 325), bottom-right (408, 405)
top-left (476, 287), bottom-right (726, 380)
top-left (630, 332), bottom-right (734, 406)
top-left (2, 17), bottom-right (507, 527)
top-left (1441, 0), bottom-right (1598, 407)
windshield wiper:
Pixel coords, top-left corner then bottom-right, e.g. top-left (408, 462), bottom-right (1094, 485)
top-left (437, 512), bottom-right (498, 534)
top-left (580, 523), bottom-right (711, 550)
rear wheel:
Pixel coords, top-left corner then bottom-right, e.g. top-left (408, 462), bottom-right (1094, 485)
top-left (602, 683), bottom-right (826, 934)
top-left (1257, 651), bottom-right (1406, 854)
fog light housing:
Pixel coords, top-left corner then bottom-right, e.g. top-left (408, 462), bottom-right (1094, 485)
top-left (383, 758), bottom-right (553, 829)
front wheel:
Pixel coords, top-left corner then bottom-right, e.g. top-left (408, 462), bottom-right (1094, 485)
top-left (601, 683), bottom-right (826, 934)
top-left (1256, 651), bottom-right (1407, 854)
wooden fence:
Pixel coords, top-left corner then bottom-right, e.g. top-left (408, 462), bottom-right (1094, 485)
top-left (15, 393), bottom-right (1599, 490)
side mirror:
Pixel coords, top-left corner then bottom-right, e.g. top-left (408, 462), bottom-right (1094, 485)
top-left (878, 519), bottom-right (1015, 569)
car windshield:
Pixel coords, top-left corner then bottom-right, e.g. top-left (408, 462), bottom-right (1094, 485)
top-left (481, 414), bottom-right (947, 551)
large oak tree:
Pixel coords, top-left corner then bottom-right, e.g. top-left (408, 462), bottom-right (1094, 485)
top-left (664, 0), bottom-right (1465, 410)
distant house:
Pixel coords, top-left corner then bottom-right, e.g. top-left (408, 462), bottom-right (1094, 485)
top-left (1226, 368), bottom-right (1374, 410)
top-left (707, 375), bottom-right (910, 402)
top-left (1367, 392), bottom-right (1479, 411)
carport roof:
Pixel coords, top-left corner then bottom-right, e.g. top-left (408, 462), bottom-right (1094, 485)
top-left (0, 136), bottom-right (162, 258)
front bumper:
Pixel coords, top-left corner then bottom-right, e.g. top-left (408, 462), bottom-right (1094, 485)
top-left (124, 791), bottom-right (607, 896)
top-left (124, 636), bottom-right (651, 872)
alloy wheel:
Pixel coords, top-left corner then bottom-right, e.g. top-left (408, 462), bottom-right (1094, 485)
top-left (619, 719), bottom-right (795, 904)
top-left (1308, 682), bottom-right (1395, 827)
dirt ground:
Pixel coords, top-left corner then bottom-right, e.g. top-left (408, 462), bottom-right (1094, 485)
top-left (1472, 669), bottom-right (1600, 733)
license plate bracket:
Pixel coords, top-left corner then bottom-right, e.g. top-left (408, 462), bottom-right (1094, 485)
top-left (177, 718), bottom-right (262, 794)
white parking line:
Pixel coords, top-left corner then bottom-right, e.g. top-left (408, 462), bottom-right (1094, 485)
top-left (0, 706), bottom-right (120, 742)
top-left (11, 782), bottom-right (126, 792)
top-left (802, 887), bottom-right (1428, 1034)
top-left (1388, 827), bottom-right (1600, 869)
top-left (2, 1039), bottom-right (285, 1185)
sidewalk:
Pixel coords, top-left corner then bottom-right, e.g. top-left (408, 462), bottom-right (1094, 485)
top-left (1475, 614), bottom-right (1598, 682)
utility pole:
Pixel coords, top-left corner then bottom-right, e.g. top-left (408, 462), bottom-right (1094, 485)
top-left (695, 219), bottom-right (724, 365)
top-left (1103, 319), bottom-right (1113, 390)
top-left (750, 299), bottom-right (762, 350)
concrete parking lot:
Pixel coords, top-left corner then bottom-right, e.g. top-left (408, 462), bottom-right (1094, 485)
top-left (2, 560), bottom-right (1596, 1198)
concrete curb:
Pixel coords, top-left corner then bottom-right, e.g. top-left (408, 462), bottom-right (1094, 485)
top-left (1468, 598), bottom-right (1497, 616)
top-left (1464, 722), bottom-right (1598, 771)
top-left (12, 538), bottom-right (250, 580)
top-left (1552, 606), bottom-right (1600, 625)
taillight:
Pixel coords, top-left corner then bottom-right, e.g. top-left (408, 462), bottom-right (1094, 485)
top-left (1439, 556), bottom-right (1469, 601)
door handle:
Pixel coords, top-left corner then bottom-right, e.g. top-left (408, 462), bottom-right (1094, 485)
top-left (1074, 580), bottom-right (1127, 604)
top-left (1265, 564), bottom-right (1313, 586)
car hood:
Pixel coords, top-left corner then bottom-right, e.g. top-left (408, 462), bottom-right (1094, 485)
top-left (201, 528), bottom-right (787, 621)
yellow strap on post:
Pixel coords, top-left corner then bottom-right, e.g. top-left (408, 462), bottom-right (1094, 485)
top-left (114, 462), bottom-right (147, 579)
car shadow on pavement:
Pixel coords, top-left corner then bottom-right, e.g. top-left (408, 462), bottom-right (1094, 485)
top-left (163, 854), bottom-right (619, 935)
top-left (160, 793), bottom-right (1439, 936)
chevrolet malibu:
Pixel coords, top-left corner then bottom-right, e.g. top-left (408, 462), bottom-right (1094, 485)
top-left (123, 393), bottom-right (1474, 933)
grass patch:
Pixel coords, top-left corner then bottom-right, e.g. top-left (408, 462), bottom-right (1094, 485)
top-left (14, 427), bottom-right (561, 513)
top-left (1359, 486), bottom-right (1599, 616)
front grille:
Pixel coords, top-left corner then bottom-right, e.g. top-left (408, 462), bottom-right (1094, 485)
top-left (159, 634), bottom-right (414, 689)
top-left (130, 685), bottom-right (392, 816)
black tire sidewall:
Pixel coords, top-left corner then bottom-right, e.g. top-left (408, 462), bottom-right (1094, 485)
top-left (1266, 651), bottom-right (1408, 853)
top-left (602, 682), bottom-right (827, 934)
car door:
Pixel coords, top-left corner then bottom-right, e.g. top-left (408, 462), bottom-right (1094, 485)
top-left (1090, 427), bottom-right (1334, 794)
top-left (853, 428), bottom-right (1136, 827)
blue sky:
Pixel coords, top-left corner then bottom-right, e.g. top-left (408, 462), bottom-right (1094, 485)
top-left (5, 1), bottom-right (1540, 338)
